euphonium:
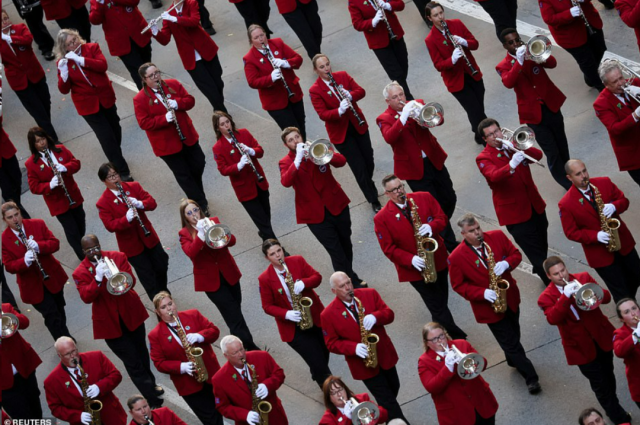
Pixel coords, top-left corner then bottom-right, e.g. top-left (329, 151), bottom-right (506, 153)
top-left (202, 218), bottom-right (232, 249)
top-left (562, 278), bottom-right (604, 311)
top-left (355, 296), bottom-right (379, 369)
top-left (1, 312), bottom-right (19, 339)
top-left (169, 312), bottom-right (208, 383)
top-left (439, 343), bottom-right (485, 380)
top-left (279, 259), bottom-right (313, 330)
top-left (303, 139), bottom-right (334, 165)
top-left (483, 238), bottom-right (509, 314)
top-left (409, 198), bottom-right (438, 283)
top-left (73, 358), bottom-right (103, 425)
top-left (243, 358), bottom-right (272, 425)
top-left (339, 395), bottom-right (381, 425)
top-left (398, 101), bottom-right (444, 128)
top-left (97, 256), bottom-right (133, 296)
top-left (591, 183), bottom-right (621, 253)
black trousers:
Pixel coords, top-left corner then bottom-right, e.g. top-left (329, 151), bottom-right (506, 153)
top-left (486, 308), bottom-right (538, 385)
top-left (362, 366), bottom-right (408, 423)
top-left (282, 0), bottom-right (323, 60)
top-left (451, 74), bottom-right (487, 144)
top-left (82, 104), bottom-right (130, 175)
top-left (55, 204), bottom-right (86, 261)
top-left (287, 326), bottom-right (332, 388)
top-left (564, 28), bottom-right (607, 91)
top-left (127, 243), bottom-right (169, 301)
top-left (527, 104), bottom-right (571, 190)
top-left (628, 168), bottom-right (640, 188)
top-left (56, 5), bottom-right (91, 42)
top-left (159, 142), bottom-right (208, 212)
top-left (267, 100), bottom-right (306, 140)
top-left (505, 208), bottom-right (550, 285)
top-left (595, 249), bottom-right (640, 304)
top-left (412, 0), bottom-right (431, 25)
top-left (476, 0), bottom-right (518, 41)
top-left (187, 56), bottom-right (227, 112)
top-left (373, 38), bottom-right (413, 100)
top-left (406, 159), bottom-right (458, 252)
top-left (0, 154), bottom-right (30, 218)
top-left (475, 410), bottom-right (496, 425)
top-left (2, 263), bottom-right (20, 309)
top-left (334, 125), bottom-right (378, 204)
top-left (577, 345), bottom-right (629, 424)
top-left (241, 186), bottom-right (276, 240)
top-left (105, 321), bottom-right (163, 406)
top-left (32, 286), bottom-right (71, 341)
top-left (182, 382), bottom-right (223, 425)
top-left (17, 4), bottom-right (54, 53)
top-left (234, 0), bottom-right (272, 33)
top-left (119, 39), bottom-right (153, 90)
top-left (3, 371), bottom-right (43, 419)
top-left (15, 78), bottom-right (58, 143)
top-left (196, 0), bottom-right (214, 29)
top-left (205, 275), bottom-right (259, 351)
top-left (409, 269), bottom-right (467, 340)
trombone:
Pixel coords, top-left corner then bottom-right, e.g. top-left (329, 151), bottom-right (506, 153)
top-left (97, 256), bottom-right (134, 296)
top-left (497, 126), bottom-right (546, 168)
top-left (399, 101), bottom-right (444, 128)
top-left (439, 343), bottom-right (485, 380)
top-left (521, 35), bottom-right (552, 64)
top-left (1, 312), bottom-right (19, 339)
top-left (202, 219), bottom-right (232, 249)
top-left (141, 0), bottom-right (184, 34)
top-left (562, 278), bottom-right (604, 311)
top-left (302, 139), bottom-right (335, 166)
top-left (601, 58), bottom-right (640, 104)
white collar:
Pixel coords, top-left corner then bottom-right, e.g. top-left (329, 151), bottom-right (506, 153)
top-left (394, 202), bottom-right (407, 209)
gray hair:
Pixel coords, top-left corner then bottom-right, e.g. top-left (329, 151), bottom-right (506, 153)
top-left (329, 271), bottom-right (349, 289)
top-left (457, 213), bottom-right (478, 229)
top-left (382, 81), bottom-right (403, 100)
top-left (54, 28), bottom-right (86, 62)
top-left (598, 60), bottom-right (622, 84)
top-left (54, 336), bottom-right (76, 353)
top-left (220, 335), bottom-right (243, 354)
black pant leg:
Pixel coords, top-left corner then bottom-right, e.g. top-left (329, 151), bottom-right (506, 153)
top-left (203, 55), bottom-right (226, 112)
top-left (564, 29), bottom-right (607, 91)
top-left (308, 208), bottom-right (359, 282)
top-left (300, 0), bottom-right (323, 53)
top-left (2, 264), bottom-right (20, 309)
top-left (55, 205), bottom-right (86, 261)
top-left (119, 40), bottom-right (152, 90)
top-left (187, 58), bottom-right (227, 112)
top-left (148, 243), bottom-right (170, 296)
top-left (82, 106), bottom-right (130, 175)
top-left (196, 0), bottom-right (213, 28)
top-left (31, 287), bottom-right (71, 341)
top-left (267, 101), bottom-right (306, 139)
top-left (476, 411), bottom-right (497, 425)
top-left (235, 0), bottom-right (271, 32)
top-left (183, 142), bottom-right (208, 208)
top-left (505, 209), bottom-right (550, 285)
top-left (57, 6), bottom-right (91, 41)
top-left (595, 254), bottom-right (635, 304)
top-left (362, 367), bottom-right (408, 423)
top-left (627, 169), bottom-right (640, 188)
top-left (477, 0), bottom-right (518, 41)
top-left (23, 5), bottom-right (54, 53)
top-left (619, 249), bottom-right (640, 300)
top-left (287, 326), bottom-right (332, 387)
top-left (451, 75), bottom-right (487, 143)
top-left (0, 155), bottom-right (30, 218)
top-left (15, 79), bottom-right (58, 143)
top-left (127, 247), bottom-right (161, 301)
top-left (3, 371), bottom-right (43, 419)
top-left (181, 382), bottom-right (223, 425)
top-left (413, 0), bottom-right (431, 24)
top-left (281, 1), bottom-right (322, 59)
top-left (160, 145), bottom-right (208, 212)
top-left (241, 188), bottom-right (276, 240)
top-left (372, 40), bottom-right (412, 100)
top-left (333, 127), bottom-right (378, 204)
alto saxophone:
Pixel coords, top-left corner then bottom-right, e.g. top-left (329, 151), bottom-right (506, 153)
top-left (592, 183), bottom-right (621, 253)
top-left (169, 312), bottom-right (208, 383)
top-left (242, 358), bottom-right (272, 425)
top-left (355, 296), bottom-right (379, 369)
top-left (279, 259), bottom-right (313, 330)
top-left (482, 238), bottom-right (510, 314)
top-left (409, 198), bottom-right (438, 283)
top-left (73, 359), bottom-right (102, 425)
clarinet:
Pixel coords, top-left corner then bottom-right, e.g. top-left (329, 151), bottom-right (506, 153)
top-left (262, 43), bottom-right (295, 98)
top-left (156, 82), bottom-right (187, 141)
top-left (17, 227), bottom-right (49, 280)
top-left (42, 150), bottom-right (75, 206)
top-left (442, 21), bottom-right (478, 75)
top-left (229, 131), bottom-right (265, 182)
top-left (115, 182), bottom-right (151, 237)
top-left (571, 0), bottom-right (596, 36)
top-left (327, 72), bottom-right (365, 126)
top-left (368, 0), bottom-right (397, 41)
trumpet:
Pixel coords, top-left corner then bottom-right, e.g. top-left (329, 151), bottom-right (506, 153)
top-left (141, 0), bottom-right (184, 34)
top-left (97, 256), bottom-right (134, 296)
top-left (201, 218), bottom-right (232, 249)
top-left (1, 312), bottom-right (19, 339)
top-left (520, 35), bottom-right (552, 64)
top-left (399, 101), bottom-right (444, 128)
top-left (327, 72), bottom-right (365, 126)
top-left (339, 395), bottom-right (381, 425)
top-left (302, 139), bottom-right (335, 166)
top-left (497, 126), bottom-right (546, 168)
top-left (439, 343), bottom-right (485, 380)
top-left (601, 58), bottom-right (640, 104)
top-left (442, 20), bottom-right (477, 75)
top-left (633, 314), bottom-right (640, 324)
top-left (562, 278), bottom-right (604, 311)
top-left (571, 0), bottom-right (596, 36)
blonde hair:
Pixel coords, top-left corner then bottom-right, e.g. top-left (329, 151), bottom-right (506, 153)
top-left (421, 322), bottom-right (450, 352)
top-left (152, 291), bottom-right (174, 322)
top-left (54, 28), bottom-right (86, 61)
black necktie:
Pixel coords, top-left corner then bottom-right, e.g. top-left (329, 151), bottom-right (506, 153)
top-left (583, 188), bottom-right (598, 211)
top-left (242, 367), bottom-right (252, 391)
top-left (347, 303), bottom-right (359, 324)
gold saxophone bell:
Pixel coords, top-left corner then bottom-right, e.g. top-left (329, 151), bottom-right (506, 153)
top-left (440, 343), bottom-right (485, 380)
top-left (99, 257), bottom-right (134, 296)
top-left (169, 312), bottom-right (209, 383)
top-left (365, 333), bottom-right (379, 369)
top-left (303, 139), bottom-right (335, 166)
top-left (203, 219), bottom-right (232, 249)
top-left (606, 218), bottom-right (622, 252)
top-left (1, 312), bottom-right (19, 339)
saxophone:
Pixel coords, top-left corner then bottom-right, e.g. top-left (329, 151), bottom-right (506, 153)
top-left (73, 359), bottom-right (102, 425)
top-left (409, 198), bottom-right (438, 283)
top-left (242, 358), bottom-right (272, 425)
top-left (169, 312), bottom-right (208, 383)
top-left (279, 259), bottom-right (313, 330)
top-left (354, 296), bottom-right (379, 369)
top-left (482, 238), bottom-right (510, 314)
top-left (592, 183), bottom-right (621, 253)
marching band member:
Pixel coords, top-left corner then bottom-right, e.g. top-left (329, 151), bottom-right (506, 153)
top-left (1, 303), bottom-right (44, 419)
top-left (41, 0), bottom-right (91, 42)
top-left (310, 54), bottom-right (381, 212)
top-left (593, 60), bottom-right (640, 187)
top-left (44, 337), bottom-right (127, 425)
top-left (579, 408), bottom-right (622, 425)
top-left (477, 118), bottom-right (550, 285)
top-left (128, 394), bottom-right (189, 425)
top-left (88, 0), bottom-right (152, 89)
top-left (471, 0), bottom-right (517, 41)
top-left (134, 63), bottom-right (209, 214)
top-left (321, 272), bottom-right (408, 423)
top-left (212, 335), bottom-right (289, 425)
top-left (1, 260), bottom-right (20, 311)
top-left (26, 127), bottom-right (85, 261)
top-left (540, 256), bottom-right (630, 425)
top-left (97, 162), bottom-right (170, 300)
top-left (244, 25), bottom-right (306, 138)
top-left (1, 201), bottom-right (72, 341)
top-left (212, 111), bottom-right (276, 241)
top-left (374, 174), bottom-right (466, 340)
top-left (614, 298), bottom-right (640, 411)
top-left (377, 81), bottom-right (458, 252)
top-left (320, 375), bottom-right (389, 425)
top-left (230, 0), bottom-right (272, 35)
top-left (258, 239), bottom-right (331, 388)
top-left (149, 291), bottom-right (223, 424)
top-left (449, 213), bottom-right (541, 394)
top-left (616, 0), bottom-right (640, 55)
top-left (178, 199), bottom-right (260, 351)
top-left (425, 2), bottom-right (486, 145)
top-left (149, 0), bottom-right (226, 112)
top-left (559, 159), bottom-right (640, 303)
top-left (0, 127), bottom-right (30, 218)
top-left (73, 234), bottom-right (165, 409)
top-left (497, 28), bottom-right (571, 190)
top-left (10, 0), bottom-right (55, 60)
top-left (275, 0), bottom-right (322, 60)
top-left (55, 29), bottom-right (133, 181)
top-left (418, 322), bottom-right (498, 425)
top-left (279, 127), bottom-right (367, 288)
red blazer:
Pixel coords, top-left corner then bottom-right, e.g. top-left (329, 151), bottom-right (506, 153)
top-left (127, 407), bottom-right (188, 425)
top-left (2, 219), bottom-right (68, 305)
top-left (88, 0), bottom-right (151, 57)
top-left (149, 309), bottom-right (221, 396)
top-left (243, 38), bottom-right (304, 111)
top-left (0, 303), bottom-right (43, 391)
top-left (133, 79), bottom-right (199, 157)
top-left (321, 288), bottom-right (399, 380)
top-left (496, 54), bottom-right (566, 125)
top-left (0, 24), bottom-right (46, 91)
top-left (593, 80), bottom-right (640, 172)
top-left (212, 351), bottom-right (288, 425)
top-left (258, 255), bottom-right (324, 342)
top-left (425, 19), bottom-right (482, 93)
top-left (376, 102), bottom-right (447, 180)
top-left (57, 43), bottom-right (116, 116)
top-left (539, 0), bottom-right (603, 48)
top-left (41, 0), bottom-right (87, 20)
top-left (72, 251), bottom-right (148, 340)
top-left (449, 230), bottom-right (522, 324)
top-left (418, 340), bottom-right (498, 425)
top-left (274, 0), bottom-right (312, 14)
top-left (616, 0), bottom-right (640, 51)
top-left (153, 0), bottom-right (219, 71)
top-left (178, 217), bottom-right (242, 292)
top-left (96, 182), bottom-right (161, 257)
top-left (558, 177), bottom-right (634, 268)
top-left (0, 128), bottom-right (17, 168)
top-left (319, 393), bottom-right (388, 425)
top-left (213, 129), bottom-right (269, 202)
top-left (348, 0), bottom-right (405, 49)
top-left (476, 145), bottom-right (546, 226)
top-left (309, 72), bottom-right (368, 145)
top-left (374, 192), bottom-right (449, 282)
top-left (614, 324), bottom-right (640, 402)
top-left (26, 146), bottom-right (84, 217)
top-left (44, 351), bottom-right (126, 425)
top-left (538, 272), bottom-right (614, 365)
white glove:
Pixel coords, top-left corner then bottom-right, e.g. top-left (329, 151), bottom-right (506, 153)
top-left (570, 6), bottom-right (581, 17)
top-left (165, 110), bottom-right (175, 123)
top-left (24, 250), bottom-right (35, 267)
top-left (400, 101), bottom-right (413, 125)
top-left (355, 343), bottom-right (369, 359)
top-left (271, 58), bottom-right (289, 68)
top-left (343, 399), bottom-right (355, 419)
top-left (81, 412), bottom-right (93, 425)
top-left (97, 0), bottom-right (104, 3)
top-left (186, 333), bottom-right (205, 344)
top-left (195, 219), bottom-right (206, 232)
top-left (418, 224), bottom-right (432, 237)
top-left (563, 282), bottom-right (580, 297)
top-left (285, 310), bottom-right (302, 322)
top-left (339, 87), bottom-right (353, 100)
top-left (150, 23), bottom-right (159, 36)
top-left (86, 384), bottom-right (100, 398)
top-left (65, 51), bottom-right (84, 66)
top-left (293, 280), bottom-right (305, 295)
top-left (197, 230), bottom-right (205, 242)
top-left (597, 231), bottom-right (611, 244)
top-left (26, 238), bottom-right (39, 253)
top-left (627, 86), bottom-right (640, 97)
top-left (444, 349), bottom-right (458, 372)
top-left (363, 314), bottom-right (377, 331)
top-left (338, 98), bottom-right (350, 116)
top-left (128, 197), bottom-right (144, 209)
top-left (500, 138), bottom-right (514, 150)
top-left (238, 154), bottom-right (250, 171)
top-left (484, 289), bottom-right (498, 303)
top-left (180, 362), bottom-right (195, 376)
top-left (411, 255), bottom-right (426, 271)
top-left (161, 11), bottom-right (178, 22)
top-left (294, 142), bottom-right (305, 169)
top-left (246, 412), bottom-right (260, 425)
top-left (453, 35), bottom-right (468, 47)
top-left (270, 68), bottom-right (282, 82)
top-left (1, 33), bottom-right (12, 42)
top-left (49, 175), bottom-right (60, 189)
top-left (493, 260), bottom-right (509, 276)
top-left (240, 144), bottom-right (256, 156)
top-left (95, 261), bottom-right (109, 282)
top-left (516, 45), bottom-right (526, 65)
top-left (377, 0), bottom-right (392, 10)
top-left (603, 204), bottom-right (616, 218)
top-left (372, 9), bottom-right (384, 28)
top-left (452, 47), bottom-right (463, 65)
top-left (509, 151), bottom-right (526, 169)
top-left (256, 383), bottom-right (268, 399)
top-left (55, 163), bottom-right (67, 173)
top-left (167, 99), bottom-right (178, 110)
top-left (126, 208), bottom-right (136, 223)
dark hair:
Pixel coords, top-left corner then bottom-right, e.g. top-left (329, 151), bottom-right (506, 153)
top-left (477, 118), bottom-right (500, 138)
top-left (578, 408), bottom-right (603, 425)
top-left (424, 2), bottom-right (444, 28)
top-left (1, 201), bottom-right (20, 219)
top-left (322, 376), bottom-right (356, 415)
top-left (615, 297), bottom-right (639, 319)
top-left (138, 62), bottom-right (157, 82)
top-left (27, 127), bottom-right (61, 163)
top-left (542, 256), bottom-right (565, 275)
top-left (499, 28), bottom-right (518, 44)
top-left (261, 239), bottom-right (283, 256)
top-left (381, 174), bottom-right (399, 189)
top-left (281, 127), bottom-right (300, 144)
top-left (212, 111), bottom-right (238, 140)
top-left (127, 394), bottom-right (146, 410)
top-left (98, 162), bottom-right (117, 182)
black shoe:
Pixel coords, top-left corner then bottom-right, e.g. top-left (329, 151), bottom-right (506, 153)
top-left (353, 280), bottom-right (368, 289)
top-left (371, 201), bottom-right (382, 213)
top-left (527, 381), bottom-right (542, 394)
top-left (119, 173), bottom-right (134, 182)
top-left (151, 0), bottom-right (162, 9)
top-left (43, 51), bottom-right (55, 61)
top-left (154, 385), bottom-right (165, 396)
top-left (599, 0), bottom-right (615, 9)
top-left (204, 26), bottom-right (216, 36)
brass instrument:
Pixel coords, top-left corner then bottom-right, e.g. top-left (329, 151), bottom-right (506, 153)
top-left (141, 0), bottom-right (184, 33)
top-left (562, 278), bottom-right (604, 311)
top-left (497, 126), bottom-right (546, 168)
top-left (96, 256), bottom-right (133, 296)
top-left (592, 183), bottom-right (621, 253)
top-left (229, 131), bottom-right (265, 182)
top-left (1, 312), bottom-right (19, 339)
top-left (482, 237), bottom-right (509, 314)
top-left (633, 314), bottom-right (640, 324)
top-left (144, 414), bottom-right (155, 425)
top-left (156, 82), bottom-right (187, 141)
top-left (521, 35), bottom-right (552, 64)
top-left (367, 0), bottom-right (397, 41)
top-left (115, 182), bottom-right (151, 237)
top-left (16, 226), bottom-right (49, 280)
top-left (408, 198), bottom-right (438, 283)
top-left (601, 58), bottom-right (640, 104)
top-left (327, 72), bottom-right (365, 126)
top-left (439, 343), bottom-right (485, 380)
top-left (302, 139), bottom-right (335, 165)
top-left (399, 101), bottom-right (444, 128)
top-left (339, 395), bottom-right (381, 425)
top-left (442, 20), bottom-right (477, 75)
top-left (169, 312), bottom-right (208, 383)
top-left (242, 358), bottom-right (272, 425)
top-left (355, 296), bottom-right (379, 369)
top-left (262, 43), bottom-right (294, 98)
top-left (201, 218), bottom-right (231, 249)
top-left (279, 259), bottom-right (313, 330)
top-left (42, 149), bottom-right (75, 206)
top-left (73, 358), bottom-right (103, 425)
top-left (571, 0), bottom-right (596, 36)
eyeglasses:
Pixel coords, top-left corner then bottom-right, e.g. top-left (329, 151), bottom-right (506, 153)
top-left (106, 173), bottom-right (119, 181)
top-left (330, 388), bottom-right (344, 396)
top-left (385, 184), bottom-right (405, 194)
top-left (62, 348), bottom-right (78, 358)
top-left (484, 130), bottom-right (501, 139)
top-left (145, 71), bottom-right (161, 79)
top-left (82, 245), bottom-right (100, 254)
top-left (186, 207), bottom-right (200, 217)
top-left (426, 333), bottom-right (447, 343)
